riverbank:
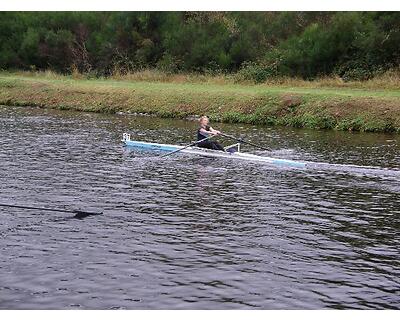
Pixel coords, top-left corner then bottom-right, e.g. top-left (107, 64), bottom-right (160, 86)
top-left (1, 72), bottom-right (400, 132)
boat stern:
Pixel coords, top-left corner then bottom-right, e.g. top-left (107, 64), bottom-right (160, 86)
top-left (122, 133), bottom-right (131, 143)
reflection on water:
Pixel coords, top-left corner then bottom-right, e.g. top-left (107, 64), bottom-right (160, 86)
top-left (0, 106), bottom-right (399, 309)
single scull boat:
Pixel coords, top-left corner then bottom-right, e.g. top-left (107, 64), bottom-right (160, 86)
top-left (122, 133), bottom-right (306, 168)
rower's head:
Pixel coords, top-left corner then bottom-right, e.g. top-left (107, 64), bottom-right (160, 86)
top-left (199, 116), bottom-right (209, 126)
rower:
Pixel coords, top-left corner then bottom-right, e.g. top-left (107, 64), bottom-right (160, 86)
top-left (197, 116), bottom-right (225, 151)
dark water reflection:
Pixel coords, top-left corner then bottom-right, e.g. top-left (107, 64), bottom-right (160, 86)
top-left (0, 106), bottom-right (399, 309)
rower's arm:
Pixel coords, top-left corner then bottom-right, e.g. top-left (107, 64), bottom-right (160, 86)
top-left (209, 127), bottom-right (221, 135)
top-left (200, 128), bottom-right (215, 136)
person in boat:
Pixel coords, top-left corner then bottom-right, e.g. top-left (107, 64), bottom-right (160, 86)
top-left (197, 116), bottom-right (225, 151)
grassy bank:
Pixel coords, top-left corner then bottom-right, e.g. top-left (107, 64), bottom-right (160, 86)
top-left (1, 72), bottom-right (400, 132)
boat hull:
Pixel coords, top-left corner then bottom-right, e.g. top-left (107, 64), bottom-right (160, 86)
top-left (123, 138), bottom-right (306, 168)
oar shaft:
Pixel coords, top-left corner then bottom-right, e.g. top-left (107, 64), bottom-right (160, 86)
top-left (160, 135), bottom-right (215, 158)
top-left (220, 133), bottom-right (271, 151)
top-left (0, 203), bottom-right (101, 215)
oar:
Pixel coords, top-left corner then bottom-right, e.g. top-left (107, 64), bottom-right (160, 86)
top-left (160, 135), bottom-right (215, 158)
top-left (220, 132), bottom-right (271, 151)
top-left (0, 203), bottom-right (103, 218)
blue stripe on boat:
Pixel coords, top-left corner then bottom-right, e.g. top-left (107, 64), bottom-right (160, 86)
top-left (125, 140), bottom-right (178, 152)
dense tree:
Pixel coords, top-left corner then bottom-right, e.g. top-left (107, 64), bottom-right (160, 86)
top-left (0, 12), bottom-right (398, 80)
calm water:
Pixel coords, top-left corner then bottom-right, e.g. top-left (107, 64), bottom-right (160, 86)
top-left (0, 105), bottom-right (399, 309)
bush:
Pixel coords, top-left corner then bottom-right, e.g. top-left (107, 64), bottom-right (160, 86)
top-left (335, 61), bottom-right (374, 81)
top-left (234, 61), bottom-right (278, 83)
top-left (156, 53), bottom-right (180, 73)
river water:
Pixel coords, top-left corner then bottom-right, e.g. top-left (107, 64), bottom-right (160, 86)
top-left (0, 105), bottom-right (399, 309)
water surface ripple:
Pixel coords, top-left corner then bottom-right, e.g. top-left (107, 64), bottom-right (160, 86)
top-left (0, 106), bottom-right (399, 309)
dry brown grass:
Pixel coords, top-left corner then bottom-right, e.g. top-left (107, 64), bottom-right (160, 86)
top-left (104, 68), bottom-right (400, 90)
top-left (260, 70), bottom-right (400, 90)
top-left (109, 69), bottom-right (234, 85)
top-left (4, 67), bottom-right (400, 90)
top-left (12, 69), bottom-right (64, 80)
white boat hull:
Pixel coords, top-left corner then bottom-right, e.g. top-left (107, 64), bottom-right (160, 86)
top-left (122, 134), bottom-right (306, 168)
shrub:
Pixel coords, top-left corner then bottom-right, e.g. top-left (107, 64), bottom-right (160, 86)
top-left (234, 61), bottom-right (278, 83)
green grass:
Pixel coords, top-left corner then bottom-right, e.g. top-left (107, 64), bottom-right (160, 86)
top-left (1, 72), bottom-right (399, 133)
top-left (3, 73), bottom-right (400, 98)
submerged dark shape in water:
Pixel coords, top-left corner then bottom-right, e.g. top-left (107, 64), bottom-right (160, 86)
top-left (71, 210), bottom-right (103, 220)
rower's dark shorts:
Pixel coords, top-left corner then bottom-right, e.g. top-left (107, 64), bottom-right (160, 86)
top-left (197, 140), bottom-right (224, 151)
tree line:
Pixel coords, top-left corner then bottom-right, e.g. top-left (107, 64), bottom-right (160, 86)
top-left (0, 12), bottom-right (399, 81)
